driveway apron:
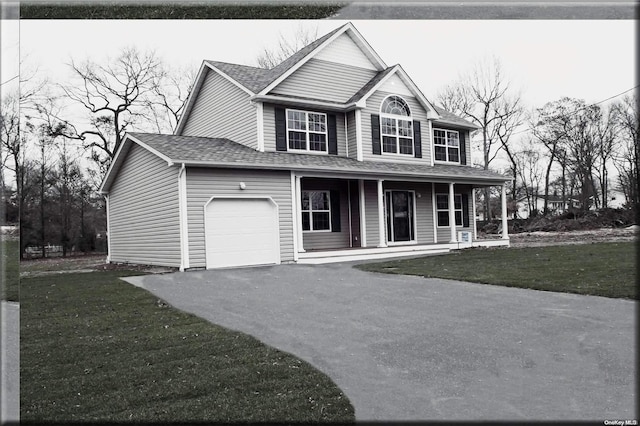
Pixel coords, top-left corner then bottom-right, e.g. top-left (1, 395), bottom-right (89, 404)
top-left (124, 263), bottom-right (636, 421)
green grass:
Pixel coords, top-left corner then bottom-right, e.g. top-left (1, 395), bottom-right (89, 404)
top-left (20, 3), bottom-right (347, 19)
top-left (357, 242), bottom-right (637, 300)
top-left (1, 239), bottom-right (20, 302)
top-left (21, 270), bottom-right (355, 423)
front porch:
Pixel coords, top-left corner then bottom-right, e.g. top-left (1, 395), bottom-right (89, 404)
top-left (296, 238), bottom-right (509, 264)
top-left (292, 175), bottom-right (510, 263)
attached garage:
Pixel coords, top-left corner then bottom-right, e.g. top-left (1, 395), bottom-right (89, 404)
top-left (204, 197), bottom-right (280, 269)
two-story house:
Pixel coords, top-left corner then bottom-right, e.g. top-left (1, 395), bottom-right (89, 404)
top-left (99, 22), bottom-right (511, 270)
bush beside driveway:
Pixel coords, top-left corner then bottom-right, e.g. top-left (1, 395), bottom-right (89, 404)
top-left (125, 263), bottom-right (637, 421)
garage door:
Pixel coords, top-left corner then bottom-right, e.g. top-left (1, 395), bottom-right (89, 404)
top-left (205, 198), bottom-right (280, 269)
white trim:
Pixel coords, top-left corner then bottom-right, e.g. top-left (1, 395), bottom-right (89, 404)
top-left (301, 190), bottom-right (332, 232)
top-left (202, 195), bottom-right (281, 269)
top-left (377, 180), bottom-right (386, 248)
top-left (259, 23), bottom-right (386, 96)
top-left (174, 62), bottom-right (208, 135)
top-left (355, 65), bottom-right (440, 120)
top-left (104, 194), bottom-right (111, 263)
top-left (384, 189), bottom-right (417, 245)
top-left (178, 163), bottom-right (190, 271)
top-left (295, 176), bottom-right (305, 252)
top-left (344, 113), bottom-right (349, 157)
top-left (99, 134), bottom-right (174, 194)
top-left (448, 183), bottom-right (457, 243)
top-left (432, 183), bottom-right (437, 244)
top-left (290, 172), bottom-right (299, 261)
top-left (250, 94), bottom-right (360, 111)
top-left (436, 192), bottom-right (464, 229)
top-left (286, 108), bottom-right (329, 154)
top-left (428, 119), bottom-right (435, 166)
top-left (355, 109), bottom-right (363, 161)
top-left (433, 128), bottom-right (461, 164)
top-left (256, 102), bottom-right (265, 152)
top-left (347, 181), bottom-right (353, 248)
top-left (205, 62), bottom-right (254, 96)
top-left (501, 184), bottom-right (509, 240)
top-left (472, 188), bottom-right (478, 240)
top-left (379, 95), bottom-right (414, 156)
top-left (359, 179), bottom-right (367, 247)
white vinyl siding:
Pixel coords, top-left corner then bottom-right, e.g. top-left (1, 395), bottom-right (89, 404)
top-left (363, 181), bottom-right (380, 246)
top-left (301, 179), bottom-right (350, 250)
top-left (186, 168), bottom-right (294, 268)
top-left (314, 32), bottom-right (378, 70)
top-left (270, 58), bottom-right (377, 103)
top-left (362, 90), bottom-right (432, 164)
top-left (263, 103), bottom-right (347, 156)
top-left (108, 143), bottom-right (181, 267)
top-left (181, 68), bottom-right (257, 149)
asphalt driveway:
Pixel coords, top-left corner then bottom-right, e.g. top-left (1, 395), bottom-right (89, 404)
top-left (124, 263), bottom-right (636, 421)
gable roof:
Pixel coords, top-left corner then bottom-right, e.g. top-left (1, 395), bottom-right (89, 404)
top-left (100, 133), bottom-right (509, 193)
top-left (432, 106), bottom-right (480, 130)
top-left (176, 22), bottom-right (475, 134)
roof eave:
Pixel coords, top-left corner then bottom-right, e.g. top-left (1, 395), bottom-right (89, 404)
top-left (250, 94), bottom-right (360, 111)
top-left (170, 158), bottom-right (509, 184)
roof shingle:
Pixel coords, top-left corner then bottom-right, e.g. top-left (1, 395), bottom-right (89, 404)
top-left (128, 132), bottom-right (508, 183)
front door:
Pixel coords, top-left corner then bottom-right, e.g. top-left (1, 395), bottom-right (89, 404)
top-left (385, 190), bottom-right (415, 243)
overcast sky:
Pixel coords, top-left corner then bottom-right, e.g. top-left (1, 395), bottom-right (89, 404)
top-left (14, 19), bottom-right (635, 111)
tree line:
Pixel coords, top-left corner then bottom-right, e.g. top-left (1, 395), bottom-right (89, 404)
top-left (2, 43), bottom-right (638, 259)
top-left (436, 57), bottom-right (638, 221)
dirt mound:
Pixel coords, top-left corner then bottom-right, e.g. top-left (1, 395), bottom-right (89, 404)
top-left (522, 208), bottom-right (635, 232)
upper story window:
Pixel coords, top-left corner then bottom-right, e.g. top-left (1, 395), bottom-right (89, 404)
top-left (380, 95), bottom-right (413, 155)
top-left (434, 129), bottom-right (460, 163)
top-left (287, 109), bottom-right (327, 153)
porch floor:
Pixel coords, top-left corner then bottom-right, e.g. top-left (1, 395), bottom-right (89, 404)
top-left (296, 239), bottom-right (509, 264)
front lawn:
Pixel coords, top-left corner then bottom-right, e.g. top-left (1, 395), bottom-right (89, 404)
top-left (357, 242), bottom-right (637, 300)
top-left (21, 270), bottom-right (354, 423)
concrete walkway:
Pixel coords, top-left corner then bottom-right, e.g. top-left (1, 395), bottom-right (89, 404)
top-left (124, 264), bottom-right (636, 421)
top-left (1, 301), bottom-right (19, 424)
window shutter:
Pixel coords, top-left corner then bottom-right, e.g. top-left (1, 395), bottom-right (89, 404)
top-left (371, 114), bottom-right (381, 155)
top-left (330, 190), bottom-right (341, 232)
top-left (462, 193), bottom-right (470, 227)
top-left (459, 130), bottom-right (467, 165)
top-left (328, 114), bottom-right (338, 155)
top-left (275, 107), bottom-right (287, 152)
top-left (413, 120), bottom-right (422, 158)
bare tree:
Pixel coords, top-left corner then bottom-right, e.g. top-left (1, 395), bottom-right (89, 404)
top-left (514, 140), bottom-right (544, 217)
top-left (144, 64), bottom-right (196, 133)
top-left (437, 56), bottom-right (521, 218)
top-left (53, 47), bottom-right (163, 170)
top-left (611, 94), bottom-right (639, 218)
top-left (255, 25), bottom-right (318, 69)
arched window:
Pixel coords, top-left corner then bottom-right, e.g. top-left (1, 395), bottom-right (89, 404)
top-left (380, 95), bottom-right (413, 155)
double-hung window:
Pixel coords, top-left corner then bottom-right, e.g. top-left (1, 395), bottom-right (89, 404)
top-left (436, 194), bottom-right (463, 227)
top-left (434, 129), bottom-right (460, 163)
top-left (287, 109), bottom-right (327, 153)
top-left (301, 191), bottom-right (331, 231)
top-left (380, 95), bottom-right (413, 155)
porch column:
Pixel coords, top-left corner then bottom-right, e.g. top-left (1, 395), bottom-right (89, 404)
top-left (501, 184), bottom-right (509, 240)
top-left (449, 182), bottom-right (457, 243)
top-left (377, 179), bottom-right (386, 248)
top-left (472, 188), bottom-right (478, 241)
top-left (295, 175), bottom-right (305, 252)
top-left (359, 179), bottom-right (367, 247)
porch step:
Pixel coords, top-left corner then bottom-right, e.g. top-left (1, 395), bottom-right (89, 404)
top-left (296, 245), bottom-right (454, 265)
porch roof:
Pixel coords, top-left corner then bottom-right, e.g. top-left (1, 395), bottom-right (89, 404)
top-left (124, 132), bottom-right (509, 185)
